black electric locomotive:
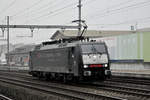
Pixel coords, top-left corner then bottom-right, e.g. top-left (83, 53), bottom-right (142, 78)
top-left (29, 37), bottom-right (111, 82)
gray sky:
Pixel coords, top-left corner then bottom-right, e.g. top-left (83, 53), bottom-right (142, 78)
top-left (0, 0), bottom-right (150, 44)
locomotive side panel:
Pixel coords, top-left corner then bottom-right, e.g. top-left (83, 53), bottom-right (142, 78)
top-left (30, 47), bottom-right (74, 73)
top-left (70, 46), bottom-right (81, 76)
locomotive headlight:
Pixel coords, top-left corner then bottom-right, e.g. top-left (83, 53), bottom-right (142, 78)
top-left (104, 64), bottom-right (108, 67)
top-left (93, 55), bottom-right (97, 59)
top-left (84, 65), bottom-right (88, 68)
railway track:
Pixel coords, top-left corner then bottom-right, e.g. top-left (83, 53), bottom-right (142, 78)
top-left (0, 70), bottom-right (150, 100)
top-left (92, 82), bottom-right (150, 100)
top-left (67, 81), bottom-right (150, 100)
top-left (0, 75), bottom-right (124, 100)
top-left (1, 70), bottom-right (150, 86)
top-left (0, 94), bottom-right (12, 100)
top-left (107, 76), bottom-right (150, 86)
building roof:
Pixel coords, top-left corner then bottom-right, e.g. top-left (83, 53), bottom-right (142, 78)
top-left (51, 30), bottom-right (136, 40)
top-left (9, 44), bottom-right (35, 54)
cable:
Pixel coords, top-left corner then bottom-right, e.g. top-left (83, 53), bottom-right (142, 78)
top-left (13, 0), bottom-right (71, 20)
top-left (0, 18), bottom-right (6, 24)
top-left (30, 6), bottom-right (76, 24)
top-left (0, 0), bottom-right (17, 20)
top-left (91, 0), bottom-right (134, 14)
top-left (83, 0), bottom-right (98, 5)
top-left (12, 0), bottom-right (44, 17)
top-left (88, 0), bottom-right (150, 20)
top-left (23, 1), bottom-right (78, 23)
top-left (12, 0), bottom-right (59, 18)
top-left (98, 2), bottom-right (150, 19)
top-left (83, 0), bottom-right (135, 20)
top-left (0, 0), bottom-right (17, 14)
top-left (12, 0), bottom-right (73, 24)
top-left (88, 16), bottom-right (150, 27)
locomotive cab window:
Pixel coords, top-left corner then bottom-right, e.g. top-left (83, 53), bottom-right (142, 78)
top-left (81, 44), bottom-right (106, 54)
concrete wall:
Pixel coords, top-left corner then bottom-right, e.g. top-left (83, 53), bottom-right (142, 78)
top-left (95, 31), bottom-right (150, 62)
top-left (95, 34), bottom-right (140, 60)
top-left (143, 32), bottom-right (150, 62)
top-left (111, 62), bottom-right (150, 74)
top-left (117, 34), bottom-right (138, 59)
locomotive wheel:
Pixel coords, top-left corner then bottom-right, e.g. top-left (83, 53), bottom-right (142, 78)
top-left (66, 74), bottom-right (73, 81)
top-left (63, 75), bottom-right (67, 83)
top-left (45, 73), bottom-right (51, 81)
top-left (38, 72), bottom-right (44, 79)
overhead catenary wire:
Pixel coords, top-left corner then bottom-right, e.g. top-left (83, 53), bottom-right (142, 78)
top-left (11, 0), bottom-right (44, 18)
top-left (0, 0), bottom-right (17, 15)
top-left (0, 18), bottom-right (6, 24)
top-left (35, 0), bottom-right (91, 26)
top-left (85, 0), bottom-right (135, 16)
top-left (88, 16), bottom-right (150, 28)
top-left (23, 0), bottom-right (90, 25)
top-left (11, 0), bottom-right (143, 24)
top-left (97, 2), bottom-right (150, 19)
top-left (83, 0), bottom-right (98, 5)
top-left (21, 0), bottom-right (150, 24)
top-left (23, 1), bottom-right (78, 24)
top-left (32, 6), bottom-right (77, 24)
top-left (0, 0), bottom-right (149, 30)
top-left (87, 0), bottom-right (150, 20)
top-left (43, 0), bottom-right (92, 26)
top-left (12, 0), bottom-right (76, 24)
top-left (12, 0), bottom-right (61, 19)
top-left (0, 0), bottom-right (17, 21)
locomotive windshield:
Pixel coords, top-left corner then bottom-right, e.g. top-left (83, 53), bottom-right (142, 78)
top-left (81, 44), bottom-right (106, 54)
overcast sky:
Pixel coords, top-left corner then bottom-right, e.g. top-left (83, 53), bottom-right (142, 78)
top-left (0, 0), bottom-right (150, 44)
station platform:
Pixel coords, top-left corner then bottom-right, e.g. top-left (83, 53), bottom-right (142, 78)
top-left (0, 65), bottom-right (29, 71)
top-left (110, 60), bottom-right (150, 79)
top-left (111, 69), bottom-right (150, 79)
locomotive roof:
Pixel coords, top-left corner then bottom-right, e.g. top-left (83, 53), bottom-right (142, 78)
top-left (51, 30), bottom-right (136, 40)
top-left (35, 40), bottom-right (105, 51)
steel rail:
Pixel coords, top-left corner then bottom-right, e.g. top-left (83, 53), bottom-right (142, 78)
top-left (0, 94), bottom-right (12, 100)
top-left (0, 76), bottom-right (125, 100)
top-left (92, 83), bottom-right (150, 98)
top-left (107, 76), bottom-right (150, 85)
